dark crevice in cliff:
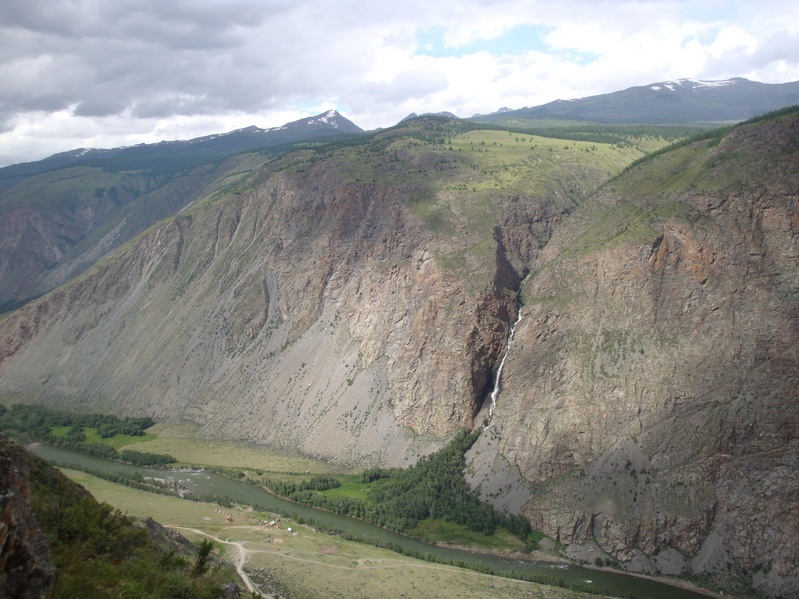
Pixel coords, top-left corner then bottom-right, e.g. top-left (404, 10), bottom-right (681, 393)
top-left (476, 370), bottom-right (497, 418)
top-left (473, 227), bottom-right (529, 421)
top-left (492, 226), bottom-right (523, 292)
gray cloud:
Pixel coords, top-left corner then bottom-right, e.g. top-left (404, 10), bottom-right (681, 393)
top-left (751, 31), bottom-right (799, 67)
top-left (358, 69), bottom-right (449, 103)
top-left (0, 0), bottom-right (304, 123)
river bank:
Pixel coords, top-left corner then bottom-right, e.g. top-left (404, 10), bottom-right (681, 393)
top-left (30, 442), bottom-right (722, 599)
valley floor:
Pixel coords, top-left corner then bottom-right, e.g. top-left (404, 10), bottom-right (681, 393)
top-left (61, 423), bottom-right (732, 599)
top-left (62, 468), bottom-right (612, 599)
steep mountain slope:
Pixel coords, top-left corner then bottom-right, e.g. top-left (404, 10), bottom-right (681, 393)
top-left (0, 155), bottom-right (262, 309)
top-left (0, 111), bottom-right (363, 308)
top-left (0, 118), bottom-right (635, 466)
top-left (467, 109), bottom-right (799, 597)
top-left (473, 77), bottom-right (799, 125)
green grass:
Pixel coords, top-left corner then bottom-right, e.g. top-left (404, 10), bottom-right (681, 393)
top-left (84, 428), bottom-right (158, 449)
top-left (49, 425), bottom-right (157, 450)
top-left (129, 422), bottom-right (348, 474)
top-left (322, 480), bottom-right (373, 501)
top-left (410, 519), bottom-right (528, 551)
top-left (447, 129), bottom-right (642, 196)
top-left (464, 117), bottom-right (704, 148)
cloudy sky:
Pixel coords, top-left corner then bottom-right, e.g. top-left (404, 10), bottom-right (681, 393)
top-left (2, 0), bottom-right (798, 166)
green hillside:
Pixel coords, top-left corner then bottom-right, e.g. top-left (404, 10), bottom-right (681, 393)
top-left (1, 435), bottom-right (240, 598)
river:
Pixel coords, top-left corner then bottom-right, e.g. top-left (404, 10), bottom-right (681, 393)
top-left (31, 443), bottom-right (713, 599)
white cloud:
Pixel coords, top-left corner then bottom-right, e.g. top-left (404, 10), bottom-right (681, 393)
top-left (1, 0), bottom-right (799, 165)
top-left (442, 15), bottom-right (520, 48)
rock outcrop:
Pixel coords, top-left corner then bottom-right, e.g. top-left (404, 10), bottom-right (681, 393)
top-left (470, 114), bottom-right (799, 597)
top-left (0, 435), bottom-right (56, 599)
top-left (0, 128), bottom-right (594, 466)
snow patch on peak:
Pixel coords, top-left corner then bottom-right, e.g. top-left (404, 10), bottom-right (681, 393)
top-left (317, 110), bottom-right (340, 127)
top-left (306, 110), bottom-right (342, 128)
top-left (651, 78), bottom-right (740, 93)
top-left (684, 78), bottom-right (738, 88)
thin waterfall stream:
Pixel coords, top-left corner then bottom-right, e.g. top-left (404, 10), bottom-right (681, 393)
top-left (486, 274), bottom-right (530, 424)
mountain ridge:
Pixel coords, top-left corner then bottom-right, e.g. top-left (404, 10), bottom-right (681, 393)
top-left (471, 77), bottom-right (799, 124)
top-left (479, 108), bottom-right (799, 597)
top-left (0, 110), bottom-right (364, 309)
top-left (0, 109), bottom-right (363, 180)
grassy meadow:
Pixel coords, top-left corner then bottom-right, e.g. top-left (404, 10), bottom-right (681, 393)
top-left (123, 421), bottom-right (346, 475)
top-left (50, 424), bottom-right (158, 450)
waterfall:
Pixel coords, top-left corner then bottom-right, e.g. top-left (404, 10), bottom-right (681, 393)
top-left (486, 275), bottom-right (530, 424)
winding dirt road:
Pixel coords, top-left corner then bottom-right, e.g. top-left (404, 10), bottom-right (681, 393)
top-left (167, 525), bottom-right (267, 597)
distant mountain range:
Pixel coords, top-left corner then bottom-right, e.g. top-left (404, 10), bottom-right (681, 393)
top-left (0, 110), bottom-right (363, 184)
top-left (470, 77), bottom-right (799, 124)
top-left (0, 110), bottom-right (363, 308)
top-left (3, 77), bottom-right (797, 182)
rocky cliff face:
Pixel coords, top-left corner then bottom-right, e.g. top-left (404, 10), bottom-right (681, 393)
top-left (0, 435), bottom-right (56, 599)
top-left (0, 114), bottom-right (796, 596)
top-left (0, 127), bottom-right (599, 466)
top-left (468, 114), bottom-right (799, 597)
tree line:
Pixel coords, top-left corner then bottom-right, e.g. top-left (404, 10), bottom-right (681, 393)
top-left (0, 403), bottom-right (175, 467)
top-left (268, 429), bottom-right (531, 541)
top-left (0, 403), bottom-right (154, 437)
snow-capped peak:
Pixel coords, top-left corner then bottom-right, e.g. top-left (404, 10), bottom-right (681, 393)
top-left (650, 78), bottom-right (741, 92)
top-left (309, 110), bottom-right (341, 127)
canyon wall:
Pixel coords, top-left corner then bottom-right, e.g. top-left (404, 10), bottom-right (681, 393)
top-left (0, 115), bottom-right (797, 595)
top-left (470, 116), bottom-right (799, 596)
top-left (0, 131), bottom-right (584, 466)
